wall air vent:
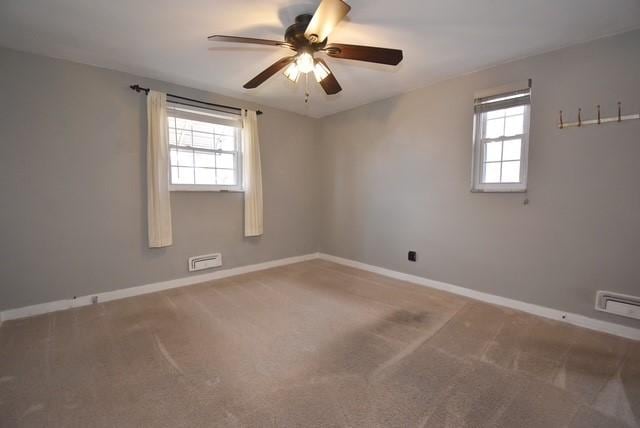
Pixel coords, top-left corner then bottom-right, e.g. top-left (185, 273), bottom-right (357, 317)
top-left (188, 253), bottom-right (222, 272)
top-left (595, 291), bottom-right (640, 320)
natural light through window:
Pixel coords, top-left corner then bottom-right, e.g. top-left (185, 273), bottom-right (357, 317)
top-left (167, 104), bottom-right (242, 191)
top-left (472, 83), bottom-right (531, 192)
top-left (482, 106), bottom-right (524, 184)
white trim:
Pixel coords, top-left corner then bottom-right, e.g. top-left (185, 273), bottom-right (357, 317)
top-left (317, 253), bottom-right (640, 341)
top-left (169, 184), bottom-right (244, 192)
top-left (0, 253), bottom-right (320, 323)
top-left (4, 252), bottom-right (638, 340)
top-left (471, 104), bottom-right (531, 193)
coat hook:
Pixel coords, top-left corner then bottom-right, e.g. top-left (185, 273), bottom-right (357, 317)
top-left (597, 105), bottom-right (601, 124)
top-left (618, 102), bottom-right (622, 122)
top-left (578, 108), bottom-right (582, 127)
top-left (559, 110), bottom-right (563, 128)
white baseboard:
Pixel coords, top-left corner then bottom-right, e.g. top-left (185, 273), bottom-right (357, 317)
top-left (4, 251), bottom-right (638, 341)
top-left (0, 253), bottom-right (320, 322)
top-left (318, 253), bottom-right (640, 341)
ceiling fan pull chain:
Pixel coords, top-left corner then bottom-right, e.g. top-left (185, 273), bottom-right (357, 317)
top-left (305, 73), bottom-right (310, 104)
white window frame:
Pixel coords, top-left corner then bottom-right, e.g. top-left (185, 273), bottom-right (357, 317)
top-left (471, 83), bottom-right (531, 193)
top-left (167, 103), bottom-right (243, 192)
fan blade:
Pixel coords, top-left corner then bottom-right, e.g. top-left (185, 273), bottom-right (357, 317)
top-left (208, 35), bottom-right (290, 48)
top-left (304, 0), bottom-right (351, 43)
top-left (325, 43), bottom-right (403, 65)
top-left (316, 59), bottom-right (342, 95)
top-left (243, 56), bottom-right (296, 89)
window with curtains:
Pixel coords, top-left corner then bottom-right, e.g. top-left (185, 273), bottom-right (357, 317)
top-left (471, 82), bottom-right (531, 192)
top-left (167, 103), bottom-right (243, 191)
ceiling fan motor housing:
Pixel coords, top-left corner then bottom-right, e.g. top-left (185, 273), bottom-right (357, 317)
top-left (285, 14), bottom-right (328, 51)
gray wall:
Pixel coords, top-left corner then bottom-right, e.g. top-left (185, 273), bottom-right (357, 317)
top-left (0, 48), bottom-right (320, 311)
top-left (318, 30), bottom-right (640, 327)
top-left (3, 30), bottom-right (640, 329)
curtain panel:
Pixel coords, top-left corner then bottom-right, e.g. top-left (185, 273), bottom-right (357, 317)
top-left (147, 91), bottom-right (173, 247)
top-left (242, 109), bottom-right (263, 237)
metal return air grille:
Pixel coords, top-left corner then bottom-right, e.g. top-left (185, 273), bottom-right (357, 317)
top-left (595, 291), bottom-right (640, 320)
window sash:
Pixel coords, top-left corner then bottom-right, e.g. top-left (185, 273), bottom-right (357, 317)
top-left (480, 133), bottom-right (525, 144)
top-left (169, 144), bottom-right (237, 156)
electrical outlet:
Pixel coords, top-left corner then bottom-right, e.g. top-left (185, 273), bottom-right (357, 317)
top-left (408, 251), bottom-right (417, 262)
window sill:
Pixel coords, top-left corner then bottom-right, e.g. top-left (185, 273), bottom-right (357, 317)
top-left (170, 185), bottom-right (244, 193)
top-left (471, 187), bottom-right (527, 193)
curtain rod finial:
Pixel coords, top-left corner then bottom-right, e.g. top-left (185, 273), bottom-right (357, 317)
top-left (130, 84), bottom-right (149, 95)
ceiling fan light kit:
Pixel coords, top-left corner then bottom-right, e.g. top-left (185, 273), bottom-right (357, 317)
top-left (295, 51), bottom-right (315, 73)
top-left (283, 62), bottom-right (301, 83)
top-left (313, 60), bottom-right (331, 82)
top-left (207, 0), bottom-right (403, 97)
top-left (283, 55), bottom-right (331, 84)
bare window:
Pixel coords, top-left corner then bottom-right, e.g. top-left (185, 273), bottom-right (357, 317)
top-left (472, 83), bottom-right (531, 192)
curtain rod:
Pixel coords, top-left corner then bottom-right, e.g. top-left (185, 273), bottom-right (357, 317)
top-left (129, 84), bottom-right (263, 115)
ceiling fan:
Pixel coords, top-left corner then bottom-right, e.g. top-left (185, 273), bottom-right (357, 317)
top-left (208, 0), bottom-right (403, 95)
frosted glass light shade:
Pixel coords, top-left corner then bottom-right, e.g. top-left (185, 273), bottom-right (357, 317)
top-left (296, 52), bottom-right (315, 73)
top-left (283, 63), bottom-right (300, 82)
top-left (313, 61), bottom-right (330, 82)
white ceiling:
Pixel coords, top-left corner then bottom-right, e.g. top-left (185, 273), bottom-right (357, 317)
top-left (1, 0), bottom-right (640, 118)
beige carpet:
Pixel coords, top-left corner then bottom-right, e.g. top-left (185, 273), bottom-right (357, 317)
top-left (1, 259), bottom-right (638, 427)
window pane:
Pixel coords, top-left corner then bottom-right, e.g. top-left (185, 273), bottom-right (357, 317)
top-left (194, 152), bottom-right (215, 168)
top-left (485, 118), bottom-right (504, 138)
top-left (173, 149), bottom-right (193, 167)
top-left (215, 135), bottom-right (235, 151)
top-left (217, 169), bottom-right (236, 185)
top-left (501, 161), bottom-right (521, 183)
top-left (216, 153), bottom-right (235, 169)
top-left (505, 106), bottom-right (524, 116)
top-left (483, 162), bottom-right (501, 183)
top-left (191, 121), bottom-right (214, 133)
top-left (174, 129), bottom-right (192, 146)
top-left (175, 118), bottom-right (190, 129)
top-left (505, 115), bottom-right (524, 136)
top-left (214, 124), bottom-right (235, 136)
top-left (502, 139), bottom-right (521, 161)
top-left (172, 166), bottom-right (194, 184)
top-left (486, 110), bottom-right (505, 119)
top-left (195, 168), bottom-right (216, 185)
top-left (168, 127), bottom-right (177, 144)
top-left (193, 131), bottom-right (214, 149)
top-left (485, 141), bottom-right (502, 162)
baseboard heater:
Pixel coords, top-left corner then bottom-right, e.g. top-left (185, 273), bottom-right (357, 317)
top-left (188, 253), bottom-right (222, 272)
top-left (595, 291), bottom-right (640, 320)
